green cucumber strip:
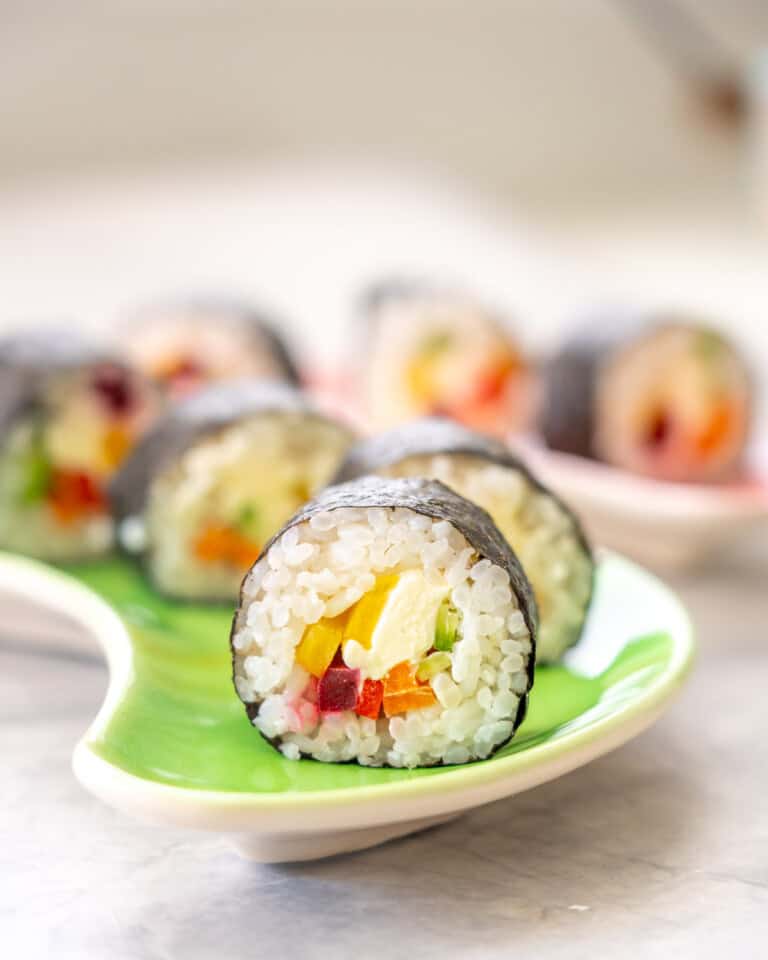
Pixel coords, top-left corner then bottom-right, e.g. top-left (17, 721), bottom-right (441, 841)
top-left (236, 503), bottom-right (262, 538)
top-left (416, 651), bottom-right (452, 682)
top-left (434, 602), bottom-right (459, 652)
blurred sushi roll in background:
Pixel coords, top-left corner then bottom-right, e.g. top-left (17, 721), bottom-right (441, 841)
top-left (120, 297), bottom-right (300, 398)
top-left (0, 331), bottom-right (159, 560)
top-left (231, 476), bottom-right (536, 767)
top-left (334, 418), bottom-right (593, 662)
top-left (542, 315), bottom-right (753, 483)
top-left (110, 380), bottom-right (354, 600)
top-left (358, 281), bottom-right (531, 436)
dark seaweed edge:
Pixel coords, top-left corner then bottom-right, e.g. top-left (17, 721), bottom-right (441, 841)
top-left (230, 475), bottom-right (538, 768)
top-left (539, 322), bottom-right (626, 461)
top-left (255, 319), bottom-right (301, 386)
top-left (332, 417), bottom-right (595, 662)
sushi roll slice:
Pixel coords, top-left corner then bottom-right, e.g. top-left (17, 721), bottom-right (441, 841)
top-left (121, 297), bottom-right (300, 398)
top-left (110, 380), bottom-right (354, 601)
top-left (359, 282), bottom-right (530, 436)
top-left (542, 317), bottom-right (752, 483)
top-left (0, 332), bottom-right (158, 560)
top-left (334, 418), bottom-right (593, 663)
top-left (231, 476), bottom-right (536, 767)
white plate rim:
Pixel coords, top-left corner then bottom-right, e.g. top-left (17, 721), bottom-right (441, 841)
top-left (0, 551), bottom-right (695, 835)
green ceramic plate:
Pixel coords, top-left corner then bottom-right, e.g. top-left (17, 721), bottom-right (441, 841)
top-left (0, 549), bottom-right (694, 861)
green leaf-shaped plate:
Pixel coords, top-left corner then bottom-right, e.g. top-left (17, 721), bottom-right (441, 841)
top-left (0, 550), bottom-right (694, 862)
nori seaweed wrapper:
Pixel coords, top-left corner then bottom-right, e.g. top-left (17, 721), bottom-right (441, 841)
top-left (539, 321), bottom-right (633, 460)
top-left (232, 475), bottom-right (538, 757)
top-left (109, 378), bottom-right (352, 526)
top-left (333, 416), bottom-right (592, 570)
top-left (333, 416), bottom-right (570, 515)
top-left (357, 278), bottom-right (511, 343)
top-left (128, 296), bottom-right (301, 386)
top-left (358, 277), bottom-right (438, 318)
top-left (0, 330), bottom-right (130, 437)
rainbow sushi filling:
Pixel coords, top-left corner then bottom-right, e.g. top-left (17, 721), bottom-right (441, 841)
top-left (0, 365), bottom-right (154, 559)
top-left (365, 296), bottom-right (527, 435)
top-left (595, 326), bottom-right (750, 482)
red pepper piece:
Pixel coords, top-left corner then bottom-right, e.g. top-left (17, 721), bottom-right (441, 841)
top-left (355, 679), bottom-right (383, 720)
top-left (155, 355), bottom-right (207, 394)
top-left (469, 353), bottom-right (521, 405)
top-left (318, 666), bottom-right (360, 713)
top-left (643, 409), bottom-right (671, 449)
top-left (48, 470), bottom-right (105, 525)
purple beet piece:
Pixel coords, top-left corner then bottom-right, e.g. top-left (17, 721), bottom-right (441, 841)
top-left (318, 666), bottom-right (360, 713)
top-left (92, 364), bottom-right (135, 415)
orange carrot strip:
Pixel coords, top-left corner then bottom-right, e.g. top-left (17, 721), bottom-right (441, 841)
top-left (697, 404), bottom-right (734, 456)
top-left (193, 524), bottom-right (260, 569)
top-left (382, 660), bottom-right (437, 716)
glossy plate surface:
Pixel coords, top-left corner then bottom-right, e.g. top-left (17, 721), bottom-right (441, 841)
top-left (0, 550), bottom-right (694, 858)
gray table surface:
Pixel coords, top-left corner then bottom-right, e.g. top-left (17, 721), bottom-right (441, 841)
top-left (2, 556), bottom-right (767, 959)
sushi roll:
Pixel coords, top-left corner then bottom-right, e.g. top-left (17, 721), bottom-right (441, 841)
top-left (110, 380), bottom-right (354, 601)
top-left (121, 297), bottom-right (300, 398)
top-left (334, 418), bottom-right (593, 663)
top-left (0, 332), bottom-right (158, 560)
top-left (359, 282), bottom-right (530, 436)
top-left (542, 317), bottom-right (752, 482)
top-left (231, 476), bottom-right (536, 767)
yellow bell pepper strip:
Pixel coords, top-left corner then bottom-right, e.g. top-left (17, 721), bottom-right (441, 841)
top-left (295, 613), bottom-right (348, 678)
top-left (343, 574), bottom-right (400, 650)
top-left (102, 424), bottom-right (132, 468)
top-left (405, 332), bottom-right (453, 404)
top-left (296, 575), bottom-right (398, 681)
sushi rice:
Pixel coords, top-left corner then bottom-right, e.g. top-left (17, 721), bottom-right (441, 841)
top-left (378, 453), bottom-right (592, 663)
top-left (232, 486), bottom-right (535, 768)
